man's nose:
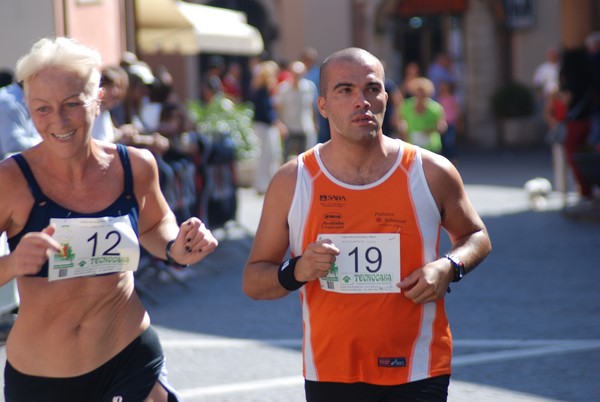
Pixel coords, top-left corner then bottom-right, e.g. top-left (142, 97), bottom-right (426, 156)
top-left (355, 92), bottom-right (371, 109)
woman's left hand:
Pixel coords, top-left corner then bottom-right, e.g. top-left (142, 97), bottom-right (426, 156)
top-left (168, 218), bottom-right (218, 265)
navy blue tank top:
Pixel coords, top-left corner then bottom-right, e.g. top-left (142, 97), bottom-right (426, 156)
top-left (8, 144), bottom-right (140, 278)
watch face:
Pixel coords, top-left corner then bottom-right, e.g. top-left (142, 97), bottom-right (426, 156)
top-left (446, 254), bottom-right (464, 282)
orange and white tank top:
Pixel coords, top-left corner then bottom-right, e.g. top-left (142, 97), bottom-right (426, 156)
top-left (288, 140), bottom-right (452, 385)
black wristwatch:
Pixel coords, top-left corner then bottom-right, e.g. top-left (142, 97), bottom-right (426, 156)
top-left (445, 254), bottom-right (465, 282)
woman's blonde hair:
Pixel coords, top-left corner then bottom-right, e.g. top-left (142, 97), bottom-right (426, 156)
top-left (16, 37), bottom-right (102, 101)
top-left (251, 60), bottom-right (279, 90)
top-left (408, 77), bottom-right (435, 98)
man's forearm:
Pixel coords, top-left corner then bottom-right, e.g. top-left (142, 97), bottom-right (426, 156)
top-left (243, 262), bottom-right (293, 300)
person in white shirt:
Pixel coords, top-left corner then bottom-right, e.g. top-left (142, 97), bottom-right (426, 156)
top-left (533, 47), bottom-right (560, 98)
top-left (275, 61), bottom-right (318, 161)
top-left (92, 65), bottom-right (129, 143)
top-left (0, 82), bottom-right (41, 159)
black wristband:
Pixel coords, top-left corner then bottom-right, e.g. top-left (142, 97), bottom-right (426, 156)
top-left (277, 256), bottom-right (306, 291)
top-left (165, 239), bottom-right (189, 268)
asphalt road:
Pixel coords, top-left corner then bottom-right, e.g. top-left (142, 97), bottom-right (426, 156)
top-left (1, 146), bottom-right (599, 401)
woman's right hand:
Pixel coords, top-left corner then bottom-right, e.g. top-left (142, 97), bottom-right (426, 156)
top-left (8, 224), bottom-right (61, 277)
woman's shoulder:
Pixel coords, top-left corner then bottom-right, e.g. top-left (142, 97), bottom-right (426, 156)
top-left (103, 141), bottom-right (150, 164)
top-left (116, 144), bottom-right (158, 186)
top-left (0, 155), bottom-right (24, 186)
top-left (0, 155), bottom-right (31, 220)
top-left (93, 141), bottom-right (153, 169)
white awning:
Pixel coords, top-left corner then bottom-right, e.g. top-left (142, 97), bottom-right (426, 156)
top-left (136, 0), bottom-right (264, 55)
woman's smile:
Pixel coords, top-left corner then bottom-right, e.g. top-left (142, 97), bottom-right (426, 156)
top-left (51, 130), bottom-right (76, 141)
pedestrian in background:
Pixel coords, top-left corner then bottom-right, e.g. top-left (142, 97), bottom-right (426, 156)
top-left (532, 46), bottom-right (560, 101)
top-left (276, 59), bottom-right (294, 84)
top-left (0, 80), bottom-right (41, 160)
top-left (438, 80), bottom-right (463, 164)
top-left (382, 73), bottom-right (403, 138)
top-left (427, 53), bottom-right (456, 100)
top-left (0, 37), bottom-right (218, 401)
top-left (560, 48), bottom-right (594, 199)
top-left (544, 82), bottom-right (569, 196)
top-left (276, 60), bottom-right (318, 161)
top-left (301, 47), bottom-right (330, 144)
top-left (92, 64), bottom-right (129, 143)
top-left (222, 61), bottom-right (243, 103)
top-left (243, 47), bottom-right (491, 402)
top-left (249, 60), bottom-right (287, 194)
top-left (400, 61), bottom-right (422, 99)
top-left (197, 76), bottom-right (239, 228)
top-left (400, 77), bottom-right (447, 153)
top-left (585, 31), bottom-right (600, 150)
top-left (532, 46), bottom-right (561, 142)
top-left (0, 69), bottom-right (13, 88)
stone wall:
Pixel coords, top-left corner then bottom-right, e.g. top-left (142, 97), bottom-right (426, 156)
top-left (464, 0), bottom-right (500, 148)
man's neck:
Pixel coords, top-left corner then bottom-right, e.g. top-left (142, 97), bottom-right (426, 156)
top-left (319, 137), bottom-right (398, 185)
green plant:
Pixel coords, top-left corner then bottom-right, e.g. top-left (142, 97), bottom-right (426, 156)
top-left (491, 81), bottom-right (535, 118)
top-left (187, 97), bottom-right (259, 160)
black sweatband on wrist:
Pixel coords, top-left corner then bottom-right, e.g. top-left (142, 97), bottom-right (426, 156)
top-left (165, 239), bottom-right (189, 269)
top-left (277, 256), bottom-right (306, 291)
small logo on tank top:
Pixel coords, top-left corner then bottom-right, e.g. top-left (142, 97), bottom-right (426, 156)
top-left (319, 194), bottom-right (347, 202)
top-left (319, 193), bottom-right (347, 210)
top-left (378, 357), bottom-right (406, 367)
top-left (321, 212), bottom-right (345, 230)
top-left (375, 211), bottom-right (406, 229)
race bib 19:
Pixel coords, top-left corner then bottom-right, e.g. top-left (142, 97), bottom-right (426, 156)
top-left (317, 233), bottom-right (401, 293)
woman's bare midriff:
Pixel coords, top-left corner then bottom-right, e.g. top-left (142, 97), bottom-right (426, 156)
top-left (5, 272), bottom-right (149, 377)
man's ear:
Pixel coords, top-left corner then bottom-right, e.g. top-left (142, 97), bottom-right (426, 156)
top-left (317, 96), bottom-right (327, 119)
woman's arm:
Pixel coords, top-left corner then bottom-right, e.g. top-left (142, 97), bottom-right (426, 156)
top-left (129, 146), bottom-right (217, 266)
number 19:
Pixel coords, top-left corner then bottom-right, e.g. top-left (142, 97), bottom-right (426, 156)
top-left (349, 246), bottom-right (382, 273)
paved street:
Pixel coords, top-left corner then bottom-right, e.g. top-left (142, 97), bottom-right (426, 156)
top-left (1, 146), bottom-right (599, 401)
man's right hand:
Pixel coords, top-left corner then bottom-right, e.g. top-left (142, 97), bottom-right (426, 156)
top-left (295, 239), bottom-right (340, 282)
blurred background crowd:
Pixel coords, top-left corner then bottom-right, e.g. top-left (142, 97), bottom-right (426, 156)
top-left (1, 0), bottom-right (599, 234)
top-left (1, 33), bottom-right (600, 233)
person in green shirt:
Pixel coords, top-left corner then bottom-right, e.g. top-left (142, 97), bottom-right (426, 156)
top-left (400, 77), bottom-right (447, 153)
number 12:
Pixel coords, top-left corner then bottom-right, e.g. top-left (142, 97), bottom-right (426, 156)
top-left (87, 231), bottom-right (122, 256)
